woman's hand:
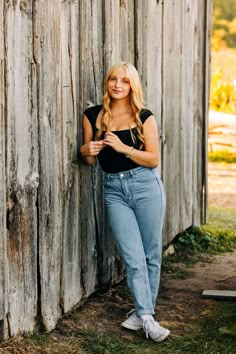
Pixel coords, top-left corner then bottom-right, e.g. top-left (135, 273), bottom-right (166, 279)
top-left (103, 131), bottom-right (128, 154)
top-left (80, 140), bottom-right (105, 157)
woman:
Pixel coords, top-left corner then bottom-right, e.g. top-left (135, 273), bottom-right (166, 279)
top-left (80, 62), bottom-right (170, 343)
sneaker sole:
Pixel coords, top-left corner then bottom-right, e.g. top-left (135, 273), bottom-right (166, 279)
top-left (121, 322), bottom-right (143, 331)
top-left (151, 329), bottom-right (170, 342)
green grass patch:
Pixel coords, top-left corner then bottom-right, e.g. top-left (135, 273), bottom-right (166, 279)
top-left (208, 150), bottom-right (236, 163)
top-left (207, 206), bottom-right (236, 231)
top-left (78, 330), bottom-right (136, 354)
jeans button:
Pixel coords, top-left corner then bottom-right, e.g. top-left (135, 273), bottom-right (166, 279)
top-left (120, 173), bottom-right (124, 178)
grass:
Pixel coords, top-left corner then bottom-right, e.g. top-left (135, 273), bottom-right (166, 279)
top-left (25, 301), bottom-right (235, 354)
top-left (58, 305), bottom-right (236, 354)
top-left (208, 150), bottom-right (236, 163)
top-left (207, 206), bottom-right (236, 231)
top-left (14, 301), bottom-right (234, 354)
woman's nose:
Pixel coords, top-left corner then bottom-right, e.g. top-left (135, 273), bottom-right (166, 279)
top-left (115, 80), bottom-right (121, 87)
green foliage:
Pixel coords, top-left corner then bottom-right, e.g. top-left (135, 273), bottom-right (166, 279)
top-left (208, 149), bottom-right (236, 163)
top-left (173, 225), bottom-right (236, 255)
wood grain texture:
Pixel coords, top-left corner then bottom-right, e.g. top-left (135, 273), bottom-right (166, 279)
top-left (135, 0), bottom-right (162, 171)
top-left (192, 0), bottom-right (206, 226)
top-left (4, 0), bottom-right (38, 335)
top-left (202, 0), bottom-right (212, 223)
top-left (60, 0), bottom-right (82, 315)
top-left (119, 0), bottom-right (135, 63)
top-left (0, 0), bottom-right (212, 336)
top-left (0, 0), bottom-right (8, 341)
top-left (162, 0), bottom-right (183, 242)
top-left (35, 0), bottom-right (63, 331)
top-left (104, 0), bottom-right (120, 70)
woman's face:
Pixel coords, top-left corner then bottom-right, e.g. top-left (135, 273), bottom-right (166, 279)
top-left (107, 67), bottom-right (131, 100)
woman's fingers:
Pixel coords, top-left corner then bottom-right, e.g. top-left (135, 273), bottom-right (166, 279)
top-left (104, 132), bottom-right (116, 144)
top-left (88, 141), bottom-right (104, 155)
top-left (103, 132), bottom-right (125, 153)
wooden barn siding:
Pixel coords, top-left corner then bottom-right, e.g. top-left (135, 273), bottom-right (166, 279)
top-left (0, 0), bottom-right (8, 340)
top-left (0, 0), bottom-right (212, 337)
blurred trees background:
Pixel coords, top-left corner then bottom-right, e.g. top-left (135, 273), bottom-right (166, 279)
top-left (210, 0), bottom-right (236, 113)
top-left (212, 0), bottom-right (236, 50)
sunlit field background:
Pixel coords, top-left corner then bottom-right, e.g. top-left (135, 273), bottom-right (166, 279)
top-left (210, 0), bottom-right (236, 115)
top-left (209, 0), bottom-right (236, 166)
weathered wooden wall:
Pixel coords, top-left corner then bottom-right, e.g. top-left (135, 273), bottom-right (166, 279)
top-left (0, 0), bottom-right (212, 338)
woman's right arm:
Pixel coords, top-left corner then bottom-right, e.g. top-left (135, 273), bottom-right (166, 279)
top-left (80, 114), bottom-right (104, 165)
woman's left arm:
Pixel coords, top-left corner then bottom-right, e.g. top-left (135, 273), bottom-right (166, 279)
top-left (103, 115), bottom-right (160, 168)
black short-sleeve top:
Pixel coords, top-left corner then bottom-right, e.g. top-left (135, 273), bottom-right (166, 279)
top-left (83, 105), bottom-right (153, 173)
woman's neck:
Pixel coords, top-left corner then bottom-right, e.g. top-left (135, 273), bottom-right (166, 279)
top-left (111, 99), bottom-right (132, 115)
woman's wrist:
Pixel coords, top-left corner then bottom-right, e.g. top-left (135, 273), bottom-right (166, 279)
top-left (125, 146), bottom-right (135, 158)
top-left (80, 144), bottom-right (89, 157)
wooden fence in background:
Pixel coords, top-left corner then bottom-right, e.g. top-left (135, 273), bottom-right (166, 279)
top-left (0, 0), bottom-right (212, 339)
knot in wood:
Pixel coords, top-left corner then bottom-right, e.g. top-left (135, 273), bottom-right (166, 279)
top-left (20, 0), bottom-right (29, 12)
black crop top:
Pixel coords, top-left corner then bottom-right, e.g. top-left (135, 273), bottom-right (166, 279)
top-left (83, 105), bottom-right (153, 173)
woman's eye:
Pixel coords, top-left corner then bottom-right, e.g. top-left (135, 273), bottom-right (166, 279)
top-left (110, 77), bottom-right (116, 81)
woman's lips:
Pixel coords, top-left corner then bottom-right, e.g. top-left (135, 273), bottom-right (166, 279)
top-left (112, 89), bottom-right (122, 93)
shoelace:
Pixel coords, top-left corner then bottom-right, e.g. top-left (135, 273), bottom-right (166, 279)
top-left (143, 319), bottom-right (154, 339)
top-left (143, 319), bottom-right (164, 339)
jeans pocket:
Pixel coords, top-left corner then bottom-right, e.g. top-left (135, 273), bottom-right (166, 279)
top-left (134, 169), bottom-right (157, 183)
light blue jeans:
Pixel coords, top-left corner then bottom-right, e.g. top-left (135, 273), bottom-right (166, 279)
top-left (104, 166), bottom-right (166, 316)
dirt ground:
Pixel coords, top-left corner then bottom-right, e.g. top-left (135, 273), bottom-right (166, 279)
top-left (67, 249), bottom-right (236, 341)
top-left (57, 161), bottom-right (236, 341)
top-left (208, 162), bottom-right (236, 208)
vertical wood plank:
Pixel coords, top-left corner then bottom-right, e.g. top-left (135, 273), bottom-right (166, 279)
top-left (60, 0), bottom-right (82, 314)
top-left (0, 0), bottom-right (8, 340)
top-left (202, 0), bottom-right (212, 223)
top-left (36, 0), bottom-right (63, 331)
top-left (104, 0), bottom-right (120, 71)
top-left (135, 0), bottom-right (163, 175)
top-left (192, 0), bottom-right (205, 226)
top-left (135, 0), bottom-right (162, 116)
top-left (162, 0), bottom-right (183, 242)
top-left (179, 0), bottom-right (195, 230)
top-left (78, 0), bottom-right (105, 297)
top-left (119, 0), bottom-right (135, 63)
top-left (5, 0), bottom-right (38, 335)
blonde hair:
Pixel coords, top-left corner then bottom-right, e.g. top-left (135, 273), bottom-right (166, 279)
top-left (96, 62), bottom-right (145, 146)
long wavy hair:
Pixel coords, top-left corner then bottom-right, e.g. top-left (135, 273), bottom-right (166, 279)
top-left (96, 62), bottom-right (145, 146)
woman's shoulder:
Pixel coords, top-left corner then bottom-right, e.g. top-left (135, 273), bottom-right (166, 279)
top-left (140, 108), bottom-right (153, 124)
top-left (83, 104), bottom-right (103, 120)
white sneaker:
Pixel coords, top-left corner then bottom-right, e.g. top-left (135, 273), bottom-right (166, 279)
top-left (143, 318), bottom-right (170, 342)
top-left (121, 310), bottom-right (143, 331)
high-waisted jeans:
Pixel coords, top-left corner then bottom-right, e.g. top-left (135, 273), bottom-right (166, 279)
top-left (104, 166), bottom-right (166, 316)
